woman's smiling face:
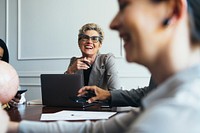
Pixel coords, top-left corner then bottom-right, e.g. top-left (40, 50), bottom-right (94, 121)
top-left (110, 0), bottom-right (170, 66)
top-left (78, 30), bottom-right (102, 57)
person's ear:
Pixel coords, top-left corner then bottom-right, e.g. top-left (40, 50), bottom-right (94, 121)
top-left (78, 41), bottom-right (81, 47)
top-left (162, 0), bottom-right (187, 27)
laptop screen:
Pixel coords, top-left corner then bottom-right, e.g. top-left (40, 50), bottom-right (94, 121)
top-left (40, 74), bottom-right (89, 107)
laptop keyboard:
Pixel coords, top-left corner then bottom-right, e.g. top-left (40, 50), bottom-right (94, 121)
top-left (75, 97), bottom-right (88, 103)
top-left (70, 91), bottom-right (110, 108)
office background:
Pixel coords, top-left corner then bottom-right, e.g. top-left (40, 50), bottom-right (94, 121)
top-left (0, 0), bottom-right (150, 101)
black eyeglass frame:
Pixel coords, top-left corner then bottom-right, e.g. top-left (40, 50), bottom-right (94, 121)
top-left (78, 34), bottom-right (103, 43)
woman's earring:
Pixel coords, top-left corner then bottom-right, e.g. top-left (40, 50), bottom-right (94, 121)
top-left (162, 18), bottom-right (171, 26)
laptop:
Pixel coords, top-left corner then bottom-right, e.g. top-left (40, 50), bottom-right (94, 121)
top-left (40, 74), bottom-right (96, 108)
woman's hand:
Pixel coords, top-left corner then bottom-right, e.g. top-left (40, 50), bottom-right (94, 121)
top-left (78, 86), bottom-right (111, 103)
top-left (8, 93), bottom-right (21, 108)
top-left (66, 57), bottom-right (91, 74)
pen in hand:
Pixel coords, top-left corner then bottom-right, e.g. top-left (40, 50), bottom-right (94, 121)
top-left (82, 61), bottom-right (91, 68)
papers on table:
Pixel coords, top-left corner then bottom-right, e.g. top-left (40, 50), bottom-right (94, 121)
top-left (27, 99), bottom-right (42, 105)
top-left (40, 110), bottom-right (117, 121)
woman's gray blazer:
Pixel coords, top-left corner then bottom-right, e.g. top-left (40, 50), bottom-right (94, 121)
top-left (67, 53), bottom-right (121, 91)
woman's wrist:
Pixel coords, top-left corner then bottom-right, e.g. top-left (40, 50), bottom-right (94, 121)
top-left (65, 68), bottom-right (75, 74)
top-left (106, 91), bottom-right (111, 100)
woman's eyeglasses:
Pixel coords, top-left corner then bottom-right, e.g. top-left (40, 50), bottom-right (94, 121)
top-left (79, 34), bottom-right (102, 43)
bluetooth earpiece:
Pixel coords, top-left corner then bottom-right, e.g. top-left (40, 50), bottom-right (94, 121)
top-left (162, 18), bottom-right (171, 26)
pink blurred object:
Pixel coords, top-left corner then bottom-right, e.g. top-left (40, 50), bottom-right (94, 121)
top-left (0, 60), bottom-right (19, 104)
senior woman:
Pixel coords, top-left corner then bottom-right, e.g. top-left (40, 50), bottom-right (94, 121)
top-left (4, 0), bottom-right (200, 132)
top-left (65, 23), bottom-right (121, 91)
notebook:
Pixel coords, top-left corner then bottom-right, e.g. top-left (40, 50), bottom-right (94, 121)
top-left (40, 74), bottom-right (96, 108)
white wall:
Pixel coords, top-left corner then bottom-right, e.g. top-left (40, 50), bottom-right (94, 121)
top-left (0, 0), bottom-right (150, 101)
top-left (0, 0), bottom-right (6, 40)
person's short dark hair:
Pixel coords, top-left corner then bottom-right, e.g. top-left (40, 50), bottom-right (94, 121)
top-left (0, 39), bottom-right (9, 63)
top-left (187, 0), bottom-right (200, 43)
